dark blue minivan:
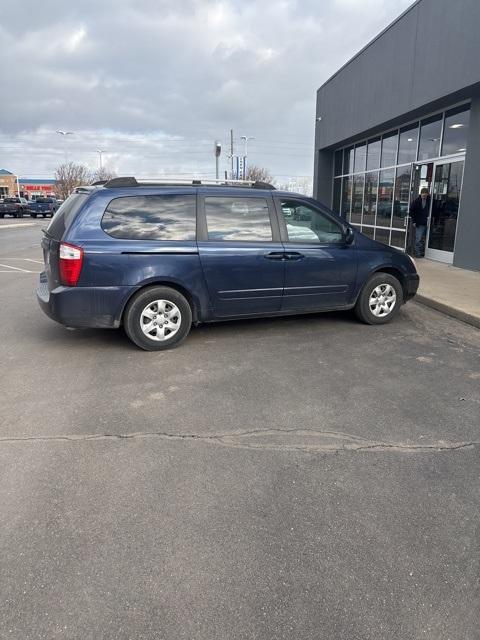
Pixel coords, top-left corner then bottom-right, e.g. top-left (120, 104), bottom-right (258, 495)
top-left (37, 177), bottom-right (419, 350)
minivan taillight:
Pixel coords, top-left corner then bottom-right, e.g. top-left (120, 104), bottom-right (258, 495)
top-left (59, 242), bottom-right (84, 286)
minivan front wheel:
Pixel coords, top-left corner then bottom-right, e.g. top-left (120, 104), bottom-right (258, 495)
top-left (124, 286), bottom-right (192, 350)
top-left (354, 272), bottom-right (402, 325)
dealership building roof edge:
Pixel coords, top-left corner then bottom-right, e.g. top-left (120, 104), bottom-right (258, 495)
top-left (314, 0), bottom-right (480, 272)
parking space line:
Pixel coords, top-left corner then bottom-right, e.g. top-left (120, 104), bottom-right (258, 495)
top-left (0, 263), bottom-right (34, 273)
top-left (23, 258), bottom-right (44, 264)
top-left (0, 223), bottom-right (36, 229)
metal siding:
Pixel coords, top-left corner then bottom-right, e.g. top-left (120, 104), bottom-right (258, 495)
top-left (452, 93), bottom-right (480, 271)
top-left (315, 0), bottom-right (480, 150)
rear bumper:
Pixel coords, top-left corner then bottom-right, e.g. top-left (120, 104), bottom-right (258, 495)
top-left (36, 272), bottom-right (134, 329)
top-left (404, 272), bottom-right (420, 302)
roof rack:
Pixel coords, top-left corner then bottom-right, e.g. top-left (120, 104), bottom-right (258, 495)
top-left (103, 177), bottom-right (276, 190)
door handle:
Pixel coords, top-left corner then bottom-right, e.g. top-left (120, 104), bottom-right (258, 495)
top-left (264, 252), bottom-right (285, 260)
top-left (284, 252), bottom-right (304, 261)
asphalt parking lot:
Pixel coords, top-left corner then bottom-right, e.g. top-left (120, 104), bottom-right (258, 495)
top-left (1, 219), bottom-right (479, 639)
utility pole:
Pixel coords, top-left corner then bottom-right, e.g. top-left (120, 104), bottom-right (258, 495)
top-left (230, 129), bottom-right (234, 179)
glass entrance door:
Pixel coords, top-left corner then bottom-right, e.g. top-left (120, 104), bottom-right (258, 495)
top-left (425, 158), bottom-right (464, 263)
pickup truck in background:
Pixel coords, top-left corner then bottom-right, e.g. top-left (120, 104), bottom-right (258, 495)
top-left (0, 197), bottom-right (29, 218)
top-left (28, 197), bottom-right (58, 218)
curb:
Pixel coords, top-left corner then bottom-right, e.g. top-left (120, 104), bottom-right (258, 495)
top-left (415, 294), bottom-right (480, 329)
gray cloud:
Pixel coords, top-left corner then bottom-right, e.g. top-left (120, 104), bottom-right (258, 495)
top-left (0, 0), bottom-right (412, 185)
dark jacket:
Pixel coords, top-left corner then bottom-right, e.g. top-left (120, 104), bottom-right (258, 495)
top-left (409, 195), bottom-right (431, 226)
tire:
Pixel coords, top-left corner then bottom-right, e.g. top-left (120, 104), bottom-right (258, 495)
top-left (30, 213), bottom-right (37, 218)
top-left (354, 272), bottom-right (403, 325)
top-left (124, 286), bottom-right (192, 351)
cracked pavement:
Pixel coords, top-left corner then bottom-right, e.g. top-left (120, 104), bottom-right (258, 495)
top-left (1, 225), bottom-right (480, 639)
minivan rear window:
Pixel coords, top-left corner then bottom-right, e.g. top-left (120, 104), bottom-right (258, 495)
top-left (101, 195), bottom-right (196, 241)
top-left (46, 192), bottom-right (88, 240)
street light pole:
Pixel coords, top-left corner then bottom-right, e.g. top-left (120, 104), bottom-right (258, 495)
top-left (56, 130), bottom-right (74, 163)
top-left (96, 149), bottom-right (105, 170)
top-left (240, 135), bottom-right (255, 179)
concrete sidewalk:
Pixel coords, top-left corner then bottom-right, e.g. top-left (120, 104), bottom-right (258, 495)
top-left (414, 259), bottom-right (480, 329)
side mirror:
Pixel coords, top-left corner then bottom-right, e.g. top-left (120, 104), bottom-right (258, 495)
top-left (344, 226), bottom-right (354, 245)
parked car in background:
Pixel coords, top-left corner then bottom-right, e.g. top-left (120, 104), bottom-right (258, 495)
top-left (37, 176), bottom-right (419, 351)
top-left (0, 197), bottom-right (29, 218)
top-left (28, 197), bottom-right (58, 218)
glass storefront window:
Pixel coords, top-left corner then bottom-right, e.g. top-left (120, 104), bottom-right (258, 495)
top-left (343, 147), bottom-right (354, 175)
top-left (398, 123), bottom-right (418, 164)
top-left (418, 114), bottom-right (442, 161)
top-left (442, 105), bottom-right (470, 156)
top-left (381, 131), bottom-right (398, 167)
top-left (375, 228), bottom-right (391, 245)
top-left (329, 104), bottom-right (467, 257)
top-left (351, 174), bottom-right (364, 223)
top-left (393, 166), bottom-right (411, 228)
top-left (366, 138), bottom-right (381, 171)
top-left (377, 169), bottom-right (395, 228)
top-left (332, 178), bottom-right (342, 214)
top-left (363, 171), bottom-right (378, 225)
top-left (334, 150), bottom-right (343, 176)
top-left (341, 176), bottom-right (353, 220)
top-left (354, 143), bottom-right (366, 173)
top-left (391, 230), bottom-right (406, 248)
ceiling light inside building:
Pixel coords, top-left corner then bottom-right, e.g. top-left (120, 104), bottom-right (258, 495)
top-left (407, 138), bottom-right (413, 142)
top-left (458, 148), bottom-right (466, 152)
top-left (449, 123), bottom-right (464, 129)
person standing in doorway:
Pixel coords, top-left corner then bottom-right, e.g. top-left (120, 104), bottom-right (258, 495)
top-left (409, 187), bottom-right (431, 258)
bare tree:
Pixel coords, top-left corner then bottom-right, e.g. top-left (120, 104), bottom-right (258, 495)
top-left (54, 162), bottom-right (91, 200)
top-left (245, 165), bottom-right (275, 184)
top-left (90, 167), bottom-right (117, 183)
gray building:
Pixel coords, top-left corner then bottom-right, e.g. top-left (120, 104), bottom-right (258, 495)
top-left (314, 0), bottom-right (480, 271)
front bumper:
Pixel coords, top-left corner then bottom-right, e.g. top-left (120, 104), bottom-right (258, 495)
top-left (36, 272), bottom-right (133, 329)
top-left (404, 272), bottom-right (420, 302)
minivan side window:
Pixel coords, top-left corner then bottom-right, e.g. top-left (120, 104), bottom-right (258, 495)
top-left (102, 195), bottom-right (196, 241)
top-left (204, 197), bottom-right (272, 242)
top-left (280, 200), bottom-right (343, 244)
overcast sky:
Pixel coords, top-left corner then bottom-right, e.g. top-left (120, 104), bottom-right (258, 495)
top-left (0, 0), bottom-right (412, 185)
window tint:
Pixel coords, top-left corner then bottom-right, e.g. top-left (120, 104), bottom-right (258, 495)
top-left (354, 143), bottom-right (366, 173)
top-left (102, 195), bottom-right (196, 240)
top-left (204, 197), bottom-right (272, 242)
top-left (366, 138), bottom-right (381, 171)
top-left (343, 146), bottom-right (354, 175)
top-left (334, 149), bottom-right (343, 176)
top-left (280, 200), bottom-right (343, 244)
top-left (442, 105), bottom-right (470, 156)
top-left (363, 171), bottom-right (378, 226)
top-left (380, 131), bottom-right (398, 167)
top-left (46, 192), bottom-right (88, 240)
top-left (332, 178), bottom-right (341, 214)
top-left (398, 124), bottom-right (419, 164)
top-left (341, 176), bottom-right (353, 220)
top-left (418, 114), bottom-right (442, 161)
top-left (377, 169), bottom-right (394, 227)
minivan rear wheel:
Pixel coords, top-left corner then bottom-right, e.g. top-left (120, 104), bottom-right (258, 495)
top-left (354, 272), bottom-right (402, 325)
top-left (124, 286), bottom-right (192, 351)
